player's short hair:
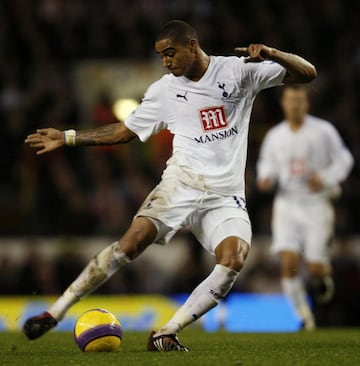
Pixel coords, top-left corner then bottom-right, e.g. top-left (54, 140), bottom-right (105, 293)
top-left (156, 20), bottom-right (198, 45)
top-left (281, 84), bottom-right (311, 98)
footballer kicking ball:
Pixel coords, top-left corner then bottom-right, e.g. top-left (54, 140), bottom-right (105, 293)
top-left (74, 308), bottom-right (123, 352)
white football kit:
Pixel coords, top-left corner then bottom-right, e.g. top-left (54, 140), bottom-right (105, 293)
top-left (125, 55), bottom-right (286, 254)
top-left (257, 115), bottom-right (354, 262)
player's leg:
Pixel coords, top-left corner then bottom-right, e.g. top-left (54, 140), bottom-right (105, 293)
top-left (306, 261), bottom-right (334, 304)
top-left (272, 197), bottom-right (315, 330)
top-left (148, 236), bottom-right (249, 352)
top-left (156, 236), bottom-right (249, 333)
top-left (304, 200), bottom-right (335, 305)
top-left (148, 198), bottom-right (252, 351)
top-left (23, 217), bottom-right (157, 340)
top-left (279, 250), bottom-right (316, 330)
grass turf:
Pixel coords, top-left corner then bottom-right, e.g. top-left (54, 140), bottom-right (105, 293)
top-left (1, 329), bottom-right (359, 366)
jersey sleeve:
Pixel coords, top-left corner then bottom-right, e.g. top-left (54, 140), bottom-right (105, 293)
top-left (256, 130), bottom-right (278, 182)
top-left (124, 76), bottom-right (169, 142)
top-left (318, 124), bottom-right (354, 186)
top-left (236, 57), bottom-right (286, 96)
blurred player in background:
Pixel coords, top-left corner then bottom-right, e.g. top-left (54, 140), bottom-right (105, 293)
top-left (257, 85), bottom-right (353, 330)
top-left (23, 20), bottom-right (316, 350)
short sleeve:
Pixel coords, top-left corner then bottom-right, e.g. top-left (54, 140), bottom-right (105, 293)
top-left (124, 76), bottom-right (170, 142)
top-left (236, 57), bottom-right (286, 96)
top-left (256, 130), bottom-right (278, 181)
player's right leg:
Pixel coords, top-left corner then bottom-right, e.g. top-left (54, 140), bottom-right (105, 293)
top-left (272, 197), bottom-right (316, 330)
top-left (280, 251), bottom-right (316, 330)
top-left (22, 217), bottom-right (157, 340)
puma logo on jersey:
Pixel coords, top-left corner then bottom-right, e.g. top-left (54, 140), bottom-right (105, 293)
top-left (144, 197), bottom-right (157, 209)
top-left (176, 91), bottom-right (188, 101)
top-left (199, 105), bottom-right (227, 131)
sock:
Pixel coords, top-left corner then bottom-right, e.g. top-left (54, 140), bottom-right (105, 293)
top-left (282, 276), bottom-right (314, 324)
top-left (155, 264), bottom-right (239, 336)
top-left (48, 287), bottom-right (79, 321)
top-left (308, 275), bottom-right (335, 304)
top-left (48, 242), bottom-right (130, 321)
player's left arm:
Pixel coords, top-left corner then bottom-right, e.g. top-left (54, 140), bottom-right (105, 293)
top-left (235, 44), bottom-right (316, 84)
top-left (315, 129), bottom-right (354, 188)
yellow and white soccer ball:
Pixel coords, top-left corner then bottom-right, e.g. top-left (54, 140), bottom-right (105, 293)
top-left (74, 308), bottom-right (123, 352)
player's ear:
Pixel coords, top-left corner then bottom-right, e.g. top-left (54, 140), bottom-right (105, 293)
top-left (188, 39), bottom-right (197, 53)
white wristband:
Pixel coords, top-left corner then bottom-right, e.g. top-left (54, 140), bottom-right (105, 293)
top-left (64, 129), bottom-right (76, 147)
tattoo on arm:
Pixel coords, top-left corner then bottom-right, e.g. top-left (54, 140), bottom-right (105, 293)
top-left (76, 124), bottom-right (118, 146)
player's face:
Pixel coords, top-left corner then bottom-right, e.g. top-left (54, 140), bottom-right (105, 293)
top-left (281, 88), bottom-right (309, 123)
top-left (155, 38), bottom-right (196, 77)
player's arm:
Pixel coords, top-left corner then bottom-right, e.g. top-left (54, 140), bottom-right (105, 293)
top-left (256, 133), bottom-right (277, 192)
top-left (313, 134), bottom-right (354, 190)
top-left (235, 44), bottom-right (316, 84)
top-left (25, 122), bottom-right (137, 155)
top-left (257, 177), bottom-right (275, 192)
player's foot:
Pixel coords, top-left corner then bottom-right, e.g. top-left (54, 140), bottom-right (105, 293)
top-left (147, 330), bottom-right (189, 352)
top-left (300, 316), bottom-right (316, 331)
top-left (308, 276), bottom-right (335, 305)
top-left (23, 311), bottom-right (58, 340)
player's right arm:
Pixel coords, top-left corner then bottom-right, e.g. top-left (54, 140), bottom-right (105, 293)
top-left (26, 77), bottom-right (169, 155)
top-left (256, 130), bottom-right (278, 192)
top-left (25, 122), bottom-right (137, 155)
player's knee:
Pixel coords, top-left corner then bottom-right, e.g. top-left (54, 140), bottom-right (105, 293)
top-left (281, 266), bottom-right (299, 278)
top-left (281, 261), bottom-right (300, 277)
top-left (219, 256), bottom-right (244, 271)
top-left (280, 251), bottom-right (301, 277)
top-left (307, 262), bottom-right (330, 277)
top-left (215, 239), bottom-right (250, 271)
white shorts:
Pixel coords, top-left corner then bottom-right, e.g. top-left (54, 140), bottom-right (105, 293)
top-left (135, 176), bottom-right (252, 255)
top-left (271, 195), bottom-right (334, 263)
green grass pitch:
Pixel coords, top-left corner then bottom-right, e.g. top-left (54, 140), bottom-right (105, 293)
top-left (1, 329), bottom-right (359, 366)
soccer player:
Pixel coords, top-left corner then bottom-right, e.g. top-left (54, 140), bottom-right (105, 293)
top-left (256, 85), bottom-right (353, 330)
top-left (24, 20), bottom-right (316, 350)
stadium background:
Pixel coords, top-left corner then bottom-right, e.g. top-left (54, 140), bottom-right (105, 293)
top-left (0, 0), bottom-right (359, 329)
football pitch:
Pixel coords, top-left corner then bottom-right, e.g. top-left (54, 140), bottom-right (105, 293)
top-left (1, 329), bottom-right (359, 366)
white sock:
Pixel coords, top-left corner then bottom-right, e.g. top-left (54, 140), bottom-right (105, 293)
top-left (155, 264), bottom-right (239, 336)
top-left (48, 287), bottom-right (79, 321)
top-left (48, 242), bottom-right (130, 321)
top-left (282, 276), bottom-right (314, 322)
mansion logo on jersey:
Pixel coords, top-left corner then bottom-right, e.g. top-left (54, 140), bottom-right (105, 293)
top-left (199, 106), bottom-right (227, 131)
top-left (195, 105), bottom-right (238, 144)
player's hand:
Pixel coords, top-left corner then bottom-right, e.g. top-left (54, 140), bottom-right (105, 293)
top-left (257, 177), bottom-right (274, 192)
top-left (25, 128), bottom-right (64, 155)
top-left (308, 173), bottom-right (324, 192)
top-left (235, 44), bottom-right (274, 63)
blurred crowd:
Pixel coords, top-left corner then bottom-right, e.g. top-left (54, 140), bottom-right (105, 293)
top-left (1, 0), bottom-right (359, 236)
top-left (0, 0), bottom-right (359, 324)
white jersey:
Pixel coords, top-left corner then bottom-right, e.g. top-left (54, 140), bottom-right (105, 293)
top-left (257, 115), bottom-right (354, 200)
top-left (125, 55), bottom-right (286, 196)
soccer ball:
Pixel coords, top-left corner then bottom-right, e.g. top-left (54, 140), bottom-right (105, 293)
top-left (74, 308), bottom-right (123, 352)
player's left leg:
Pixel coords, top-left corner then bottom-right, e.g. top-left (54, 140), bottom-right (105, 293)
top-left (147, 192), bottom-right (251, 351)
top-left (306, 262), bottom-right (334, 305)
top-left (304, 199), bottom-right (335, 305)
top-left (148, 236), bottom-right (249, 351)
